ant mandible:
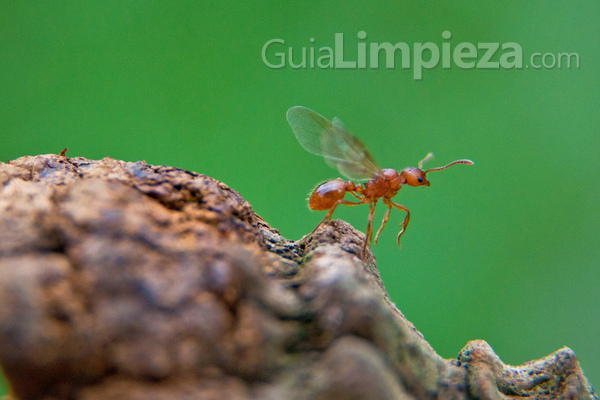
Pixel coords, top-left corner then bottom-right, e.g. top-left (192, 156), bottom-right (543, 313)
top-left (286, 106), bottom-right (474, 256)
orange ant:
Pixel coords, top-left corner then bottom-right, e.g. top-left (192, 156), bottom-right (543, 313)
top-left (286, 106), bottom-right (474, 255)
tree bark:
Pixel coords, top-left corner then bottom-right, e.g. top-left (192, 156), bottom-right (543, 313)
top-left (0, 153), bottom-right (596, 400)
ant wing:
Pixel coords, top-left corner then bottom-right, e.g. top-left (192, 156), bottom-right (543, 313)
top-left (286, 106), bottom-right (381, 181)
top-left (328, 117), bottom-right (382, 179)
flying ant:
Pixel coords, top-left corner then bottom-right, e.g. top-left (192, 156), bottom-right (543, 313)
top-left (286, 106), bottom-right (474, 255)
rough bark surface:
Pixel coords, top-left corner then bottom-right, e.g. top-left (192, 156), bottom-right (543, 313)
top-left (0, 153), bottom-right (596, 400)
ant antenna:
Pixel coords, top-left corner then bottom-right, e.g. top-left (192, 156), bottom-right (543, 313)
top-left (425, 159), bottom-right (474, 174)
top-left (418, 152), bottom-right (434, 169)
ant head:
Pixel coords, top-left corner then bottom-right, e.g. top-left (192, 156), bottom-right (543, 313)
top-left (405, 152), bottom-right (474, 187)
top-left (401, 167), bottom-right (430, 187)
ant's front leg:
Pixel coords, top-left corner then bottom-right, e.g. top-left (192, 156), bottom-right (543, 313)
top-left (382, 198), bottom-right (410, 248)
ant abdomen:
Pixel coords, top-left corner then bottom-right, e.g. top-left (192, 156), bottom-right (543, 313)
top-left (309, 179), bottom-right (355, 211)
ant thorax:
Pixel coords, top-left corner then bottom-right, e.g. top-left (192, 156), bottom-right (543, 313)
top-left (363, 168), bottom-right (402, 198)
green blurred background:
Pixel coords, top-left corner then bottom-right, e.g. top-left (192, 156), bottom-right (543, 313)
top-left (1, 1), bottom-right (598, 393)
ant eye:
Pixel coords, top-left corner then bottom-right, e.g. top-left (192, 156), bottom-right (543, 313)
top-left (417, 176), bottom-right (423, 183)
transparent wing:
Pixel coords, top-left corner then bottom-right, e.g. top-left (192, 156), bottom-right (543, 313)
top-left (286, 106), bottom-right (381, 181)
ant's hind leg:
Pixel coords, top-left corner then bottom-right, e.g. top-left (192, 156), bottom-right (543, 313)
top-left (383, 198), bottom-right (410, 248)
top-left (348, 191), bottom-right (362, 200)
top-left (365, 202), bottom-right (377, 244)
top-left (362, 202), bottom-right (377, 256)
top-left (310, 199), bottom-right (363, 236)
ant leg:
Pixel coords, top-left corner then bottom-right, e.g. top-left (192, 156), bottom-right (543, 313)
top-left (363, 202), bottom-right (377, 256)
top-left (383, 198), bottom-right (410, 248)
top-left (348, 191), bottom-right (362, 200)
top-left (311, 199), bottom-right (363, 235)
top-left (375, 202), bottom-right (393, 245)
top-left (366, 202), bottom-right (377, 243)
